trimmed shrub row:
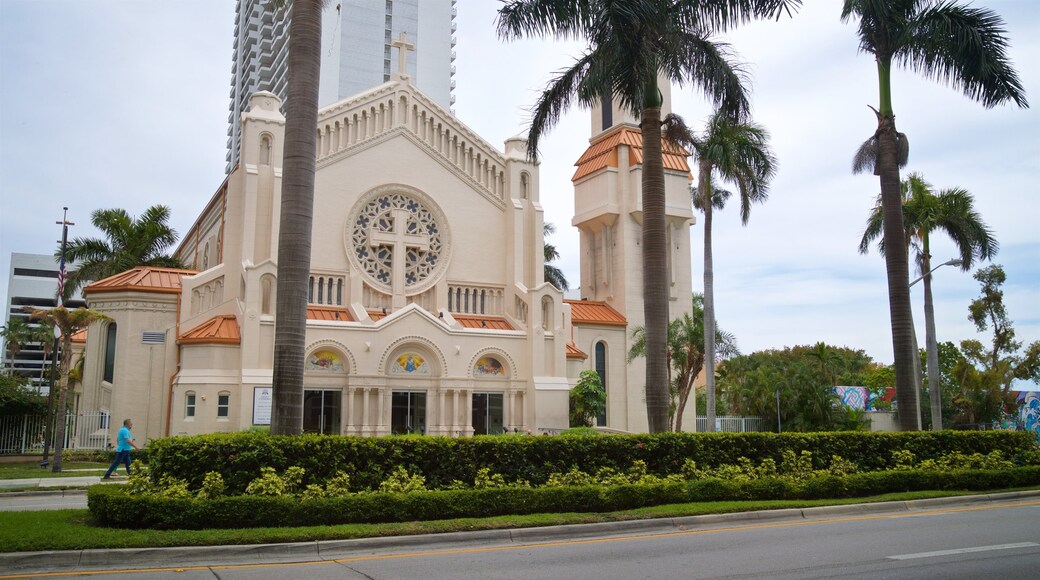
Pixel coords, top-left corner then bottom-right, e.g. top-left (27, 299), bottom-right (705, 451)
top-left (88, 465), bottom-right (1040, 530)
top-left (147, 431), bottom-right (1038, 493)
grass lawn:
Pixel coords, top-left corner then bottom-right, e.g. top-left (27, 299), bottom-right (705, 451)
top-left (2, 489), bottom-right (1032, 553)
top-left (0, 462), bottom-right (109, 480)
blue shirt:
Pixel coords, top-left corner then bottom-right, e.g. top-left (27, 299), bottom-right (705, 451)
top-left (116, 426), bottom-right (133, 452)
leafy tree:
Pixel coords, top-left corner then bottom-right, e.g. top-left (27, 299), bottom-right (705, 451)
top-left (0, 372), bottom-right (46, 415)
top-left (628, 294), bottom-right (738, 431)
top-left (28, 307), bottom-right (109, 472)
top-left (666, 109), bottom-right (776, 432)
top-left (270, 0), bottom-right (329, 435)
top-left (859, 172), bottom-right (997, 429)
top-left (843, 0), bottom-right (1027, 431)
top-left (61, 206), bottom-right (185, 299)
top-left (719, 344), bottom-right (877, 431)
top-left (543, 222), bottom-right (569, 291)
top-left (496, 0), bottom-right (798, 432)
top-left (952, 265), bottom-right (1040, 426)
top-left (570, 370), bottom-right (606, 427)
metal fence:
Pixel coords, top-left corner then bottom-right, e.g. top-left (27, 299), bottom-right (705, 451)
top-left (0, 412), bottom-right (111, 455)
top-left (695, 416), bottom-right (768, 433)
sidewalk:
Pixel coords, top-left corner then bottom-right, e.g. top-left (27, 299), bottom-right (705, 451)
top-left (0, 475), bottom-right (124, 490)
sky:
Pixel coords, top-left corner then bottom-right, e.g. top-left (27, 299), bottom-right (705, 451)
top-left (0, 0), bottom-right (1037, 366)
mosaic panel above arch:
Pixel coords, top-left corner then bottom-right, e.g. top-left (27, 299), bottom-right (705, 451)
top-left (381, 336), bottom-right (446, 377)
top-left (304, 340), bottom-right (354, 374)
top-left (468, 348), bottom-right (517, 379)
top-left (473, 355), bottom-right (508, 378)
top-left (345, 184), bottom-right (451, 295)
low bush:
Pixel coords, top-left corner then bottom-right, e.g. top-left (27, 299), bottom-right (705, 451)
top-left (87, 465), bottom-right (1040, 530)
top-left (145, 430), bottom-right (1039, 494)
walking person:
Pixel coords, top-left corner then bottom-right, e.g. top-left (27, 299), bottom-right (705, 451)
top-left (103, 419), bottom-right (139, 479)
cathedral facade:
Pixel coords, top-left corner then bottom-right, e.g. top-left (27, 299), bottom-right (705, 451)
top-left (74, 74), bottom-right (695, 443)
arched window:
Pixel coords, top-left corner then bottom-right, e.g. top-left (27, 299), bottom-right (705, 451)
top-left (217, 391), bottom-right (230, 419)
top-left (102, 323), bottom-right (117, 384)
top-left (202, 242), bottom-right (210, 270)
top-left (185, 391), bottom-right (196, 418)
top-left (594, 341), bottom-right (607, 426)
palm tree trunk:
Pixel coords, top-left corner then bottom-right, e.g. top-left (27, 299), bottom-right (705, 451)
top-left (922, 247), bottom-right (943, 430)
top-left (50, 336), bottom-right (73, 473)
top-left (641, 105), bottom-right (669, 434)
top-left (699, 158), bottom-right (717, 433)
top-left (271, 0), bottom-right (323, 435)
top-left (876, 113), bottom-right (918, 431)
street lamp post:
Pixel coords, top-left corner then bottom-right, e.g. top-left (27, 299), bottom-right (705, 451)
top-left (910, 258), bottom-right (962, 431)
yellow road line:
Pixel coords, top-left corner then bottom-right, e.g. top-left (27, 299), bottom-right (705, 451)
top-left (3, 499), bottom-right (1038, 579)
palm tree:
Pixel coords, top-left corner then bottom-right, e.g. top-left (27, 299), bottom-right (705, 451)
top-left (670, 110), bottom-right (776, 431)
top-left (61, 205), bottom-right (184, 300)
top-left (0, 317), bottom-right (33, 370)
top-left (270, 0), bottom-right (327, 435)
top-left (497, 0), bottom-right (797, 433)
top-left (842, 0), bottom-right (1027, 431)
top-left (806, 341), bottom-right (845, 387)
top-left (543, 222), bottom-right (569, 291)
top-left (859, 172), bottom-right (997, 429)
top-left (28, 307), bottom-right (108, 473)
top-left (628, 293), bottom-right (738, 431)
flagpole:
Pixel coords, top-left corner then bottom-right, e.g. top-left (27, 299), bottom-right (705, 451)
top-left (41, 207), bottom-right (73, 466)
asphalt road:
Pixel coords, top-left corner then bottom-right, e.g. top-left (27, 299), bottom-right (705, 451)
top-left (3, 495), bottom-right (1038, 579)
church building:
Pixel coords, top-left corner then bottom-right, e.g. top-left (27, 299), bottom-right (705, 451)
top-left (73, 62), bottom-right (696, 443)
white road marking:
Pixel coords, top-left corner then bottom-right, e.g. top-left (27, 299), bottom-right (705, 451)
top-left (888, 542), bottom-right (1038, 560)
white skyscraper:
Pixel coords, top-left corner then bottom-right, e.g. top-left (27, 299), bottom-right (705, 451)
top-left (226, 0), bottom-right (457, 172)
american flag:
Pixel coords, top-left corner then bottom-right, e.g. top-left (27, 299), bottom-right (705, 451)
top-left (56, 253), bottom-right (66, 308)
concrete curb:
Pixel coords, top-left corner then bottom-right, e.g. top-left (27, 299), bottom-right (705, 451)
top-left (2, 490), bottom-right (1038, 572)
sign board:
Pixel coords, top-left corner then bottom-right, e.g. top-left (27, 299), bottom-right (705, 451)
top-left (253, 386), bottom-right (272, 425)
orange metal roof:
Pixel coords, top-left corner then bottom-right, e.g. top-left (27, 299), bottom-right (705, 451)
top-left (564, 299), bottom-right (627, 327)
top-left (368, 310), bottom-right (387, 321)
top-left (179, 314), bottom-right (240, 345)
top-left (566, 342), bottom-right (588, 360)
top-left (572, 126), bottom-right (690, 181)
top-left (307, 306), bottom-right (354, 321)
top-left (83, 266), bottom-right (198, 296)
top-left (453, 314), bottom-right (514, 330)
top-left (70, 328), bottom-right (87, 344)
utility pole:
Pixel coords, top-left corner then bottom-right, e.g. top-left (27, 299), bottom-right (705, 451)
top-left (40, 208), bottom-right (73, 467)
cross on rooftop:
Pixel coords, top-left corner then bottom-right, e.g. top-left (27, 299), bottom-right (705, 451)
top-left (391, 32), bottom-right (415, 81)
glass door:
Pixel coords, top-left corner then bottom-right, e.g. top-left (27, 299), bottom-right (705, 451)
top-left (391, 391), bottom-right (427, 434)
top-left (472, 393), bottom-right (504, 435)
top-left (303, 389), bottom-right (341, 435)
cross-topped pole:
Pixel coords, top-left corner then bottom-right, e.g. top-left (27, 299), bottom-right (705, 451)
top-left (391, 32), bottom-right (415, 81)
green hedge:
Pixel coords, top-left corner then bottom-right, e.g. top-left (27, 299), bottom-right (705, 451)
top-left (88, 466), bottom-right (1040, 530)
top-left (146, 431), bottom-right (1037, 493)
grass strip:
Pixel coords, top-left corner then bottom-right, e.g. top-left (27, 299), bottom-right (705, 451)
top-left (3, 488), bottom-right (1034, 553)
top-left (0, 463), bottom-right (109, 480)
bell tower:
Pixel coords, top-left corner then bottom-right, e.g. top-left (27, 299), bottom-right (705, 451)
top-left (570, 80), bottom-right (696, 431)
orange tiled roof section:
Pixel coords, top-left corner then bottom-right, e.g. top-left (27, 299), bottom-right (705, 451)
top-left (566, 342), bottom-right (588, 360)
top-left (307, 306), bottom-right (354, 321)
top-left (83, 266), bottom-right (198, 296)
top-left (70, 329), bottom-right (88, 344)
top-left (572, 126), bottom-right (690, 182)
top-left (565, 299), bottom-right (627, 327)
top-left (179, 314), bottom-right (240, 345)
top-left (368, 310), bottom-right (387, 321)
top-left (453, 314), bottom-right (513, 330)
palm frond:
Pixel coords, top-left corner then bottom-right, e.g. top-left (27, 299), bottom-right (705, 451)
top-left (901, 2), bottom-right (1028, 108)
